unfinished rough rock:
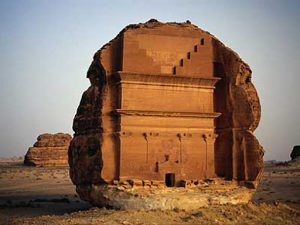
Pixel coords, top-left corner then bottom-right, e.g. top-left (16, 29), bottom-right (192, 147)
top-left (69, 20), bottom-right (264, 209)
top-left (291, 146), bottom-right (300, 160)
top-left (24, 133), bottom-right (72, 167)
top-left (84, 180), bottom-right (255, 210)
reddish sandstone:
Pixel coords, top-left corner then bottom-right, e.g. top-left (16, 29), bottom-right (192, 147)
top-left (24, 133), bottom-right (72, 167)
top-left (69, 20), bottom-right (264, 204)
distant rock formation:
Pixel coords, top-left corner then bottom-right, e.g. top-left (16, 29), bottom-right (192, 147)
top-left (24, 133), bottom-right (72, 167)
top-left (291, 146), bottom-right (300, 160)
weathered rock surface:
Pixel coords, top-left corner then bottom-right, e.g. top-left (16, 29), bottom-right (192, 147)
top-left (69, 20), bottom-right (264, 208)
top-left (82, 179), bottom-right (254, 210)
top-left (24, 133), bottom-right (72, 167)
top-left (291, 146), bottom-right (300, 160)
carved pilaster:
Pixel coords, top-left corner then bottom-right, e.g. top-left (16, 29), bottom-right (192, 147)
top-left (202, 133), bottom-right (218, 178)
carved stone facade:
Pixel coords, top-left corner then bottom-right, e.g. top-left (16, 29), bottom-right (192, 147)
top-left (69, 20), bottom-right (264, 205)
top-left (114, 72), bottom-right (220, 183)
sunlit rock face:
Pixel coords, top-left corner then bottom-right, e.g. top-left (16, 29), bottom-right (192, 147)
top-left (24, 133), bottom-right (72, 167)
top-left (69, 20), bottom-right (264, 208)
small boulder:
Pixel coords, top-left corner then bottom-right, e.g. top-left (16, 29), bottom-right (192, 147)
top-left (290, 146), bottom-right (300, 160)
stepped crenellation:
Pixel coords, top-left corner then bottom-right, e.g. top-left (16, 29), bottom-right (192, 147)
top-left (173, 38), bottom-right (212, 77)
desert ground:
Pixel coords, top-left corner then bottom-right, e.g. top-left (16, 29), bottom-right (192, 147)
top-left (0, 158), bottom-right (299, 225)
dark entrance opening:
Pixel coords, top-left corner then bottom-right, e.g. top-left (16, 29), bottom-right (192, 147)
top-left (201, 38), bottom-right (205, 45)
top-left (165, 173), bottom-right (175, 187)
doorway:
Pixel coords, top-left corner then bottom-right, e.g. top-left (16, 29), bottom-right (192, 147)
top-left (165, 173), bottom-right (175, 187)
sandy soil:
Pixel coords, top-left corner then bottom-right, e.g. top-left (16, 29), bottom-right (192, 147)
top-left (0, 158), bottom-right (299, 225)
top-left (0, 159), bottom-right (90, 224)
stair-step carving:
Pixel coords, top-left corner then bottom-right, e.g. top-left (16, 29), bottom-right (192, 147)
top-left (173, 38), bottom-right (213, 77)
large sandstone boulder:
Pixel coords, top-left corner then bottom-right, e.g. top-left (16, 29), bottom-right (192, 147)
top-left (24, 133), bottom-right (72, 167)
top-left (69, 20), bottom-right (264, 208)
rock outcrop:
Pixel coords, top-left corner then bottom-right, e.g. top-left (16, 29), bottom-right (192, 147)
top-left (68, 20), bottom-right (264, 208)
top-left (24, 133), bottom-right (72, 167)
top-left (290, 146), bottom-right (300, 160)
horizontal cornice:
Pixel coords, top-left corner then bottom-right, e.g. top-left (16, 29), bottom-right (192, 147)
top-left (113, 109), bottom-right (221, 118)
top-left (113, 71), bottom-right (221, 89)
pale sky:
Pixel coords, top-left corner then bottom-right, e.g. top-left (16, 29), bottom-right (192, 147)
top-left (0, 0), bottom-right (299, 161)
